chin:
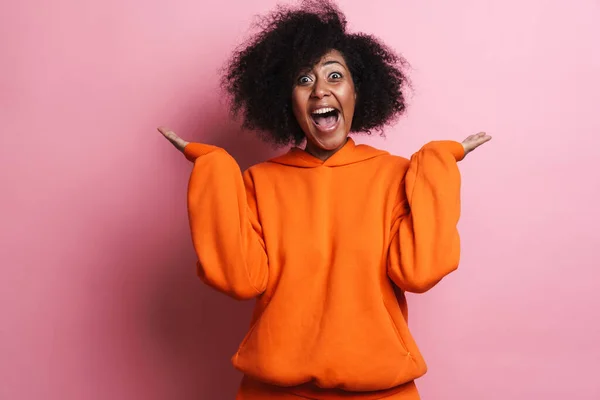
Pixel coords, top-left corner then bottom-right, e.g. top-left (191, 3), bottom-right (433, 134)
top-left (311, 131), bottom-right (348, 150)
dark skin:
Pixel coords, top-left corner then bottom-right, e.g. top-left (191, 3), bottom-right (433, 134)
top-left (291, 50), bottom-right (357, 161)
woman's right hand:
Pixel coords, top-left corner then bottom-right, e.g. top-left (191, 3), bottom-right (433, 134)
top-left (158, 127), bottom-right (189, 153)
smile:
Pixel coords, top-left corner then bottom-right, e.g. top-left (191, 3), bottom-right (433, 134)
top-left (310, 107), bottom-right (341, 132)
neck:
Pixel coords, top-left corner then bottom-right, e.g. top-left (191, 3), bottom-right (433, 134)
top-left (304, 138), bottom-right (348, 161)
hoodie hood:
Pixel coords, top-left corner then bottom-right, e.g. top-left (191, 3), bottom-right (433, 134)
top-left (268, 138), bottom-right (389, 168)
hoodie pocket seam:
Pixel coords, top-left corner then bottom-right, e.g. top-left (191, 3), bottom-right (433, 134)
top-left (382, 299), bottom-right (410, 357)
top-left (236, 295), bottom-right (273, 355)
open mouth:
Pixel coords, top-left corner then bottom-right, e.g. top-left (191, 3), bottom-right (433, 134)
top-left (310, 107), bottom-right (340, 132)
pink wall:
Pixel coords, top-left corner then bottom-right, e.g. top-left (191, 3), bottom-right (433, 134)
top-left (2, 0), bottom-right (599, 399)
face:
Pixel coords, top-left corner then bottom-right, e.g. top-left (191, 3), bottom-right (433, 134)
top-left (291, 50), bottom-right (356, 160)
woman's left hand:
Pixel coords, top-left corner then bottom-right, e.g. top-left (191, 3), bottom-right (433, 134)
top-left (462, 132), bottom-right (492, 157)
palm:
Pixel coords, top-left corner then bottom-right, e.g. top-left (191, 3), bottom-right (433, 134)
top-left (462, 132), bottom-right (492, 156)
top-left (158, 127), bottom-right (189, 152)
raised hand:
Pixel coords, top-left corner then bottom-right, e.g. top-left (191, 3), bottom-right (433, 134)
top-left (157, 127), bottom-right (189, 153)
top-left (462, 132), bottom-right (492, 157)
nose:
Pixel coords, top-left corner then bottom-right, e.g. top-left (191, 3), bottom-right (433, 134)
top-left (310, 78), bottom-right (330, 99)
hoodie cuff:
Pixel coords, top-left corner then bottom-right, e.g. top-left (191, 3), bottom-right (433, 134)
top-left (183, 143), bottom-right (221, 162)
top-left (447, 140), bottom-right (466, 161)
top-left (426, 140), bottom-right (465, 162)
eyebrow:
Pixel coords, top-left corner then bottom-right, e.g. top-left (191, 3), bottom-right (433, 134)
top-left (297, 60), bottom-right (347, 76)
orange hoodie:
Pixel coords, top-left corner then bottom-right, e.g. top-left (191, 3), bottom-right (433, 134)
top-left (183, 138), bottom-right (464, 394)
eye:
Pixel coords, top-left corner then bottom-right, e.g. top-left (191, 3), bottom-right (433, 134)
top-left (329, 72), bottom-right (343, 80)
top-left (297, 75), bottom-right (312, 85)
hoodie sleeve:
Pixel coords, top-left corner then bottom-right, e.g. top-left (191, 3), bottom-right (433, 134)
top-left (387, 141), bottom-right (464, 293)
top-left (183, 143), bottom-right (269, 300)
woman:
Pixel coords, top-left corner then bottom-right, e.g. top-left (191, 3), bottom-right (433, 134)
top-left (159, 2), bottom-right (491, 399)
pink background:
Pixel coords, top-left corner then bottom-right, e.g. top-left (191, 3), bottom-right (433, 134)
top-left (2, 0), bottom-right (599, 399)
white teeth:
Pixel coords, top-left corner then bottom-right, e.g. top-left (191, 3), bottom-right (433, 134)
top-left (312, 107), bottom-right (336, 114)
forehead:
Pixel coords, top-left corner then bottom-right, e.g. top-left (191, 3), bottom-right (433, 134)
top-left (315, 49), bottom-right (347, 67)
top-left (317, 50), bottom-right (346, 65)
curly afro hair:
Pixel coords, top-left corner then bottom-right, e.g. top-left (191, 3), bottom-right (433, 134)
top-left (222, 0), bottom-right (410, 147)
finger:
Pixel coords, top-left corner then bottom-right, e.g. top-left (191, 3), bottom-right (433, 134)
top-left (158, 126), bottom-right (178, 140)
top-left (472, 135), bottom-right (492, 149)
top-left (157, 127), bottom-right (183, 146)
top-left (480, 135), bottom-right (492, 144)
top-left (157, 127), bottom-right (188, 152)
top-left (468, 132), bottom-right (484, 143)
top-left (477, 133), bottom-right (492, 142)
top-left (470, 132), bottom-right (490, 144)
top-left (462, 134), bottom-right (476, 143)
